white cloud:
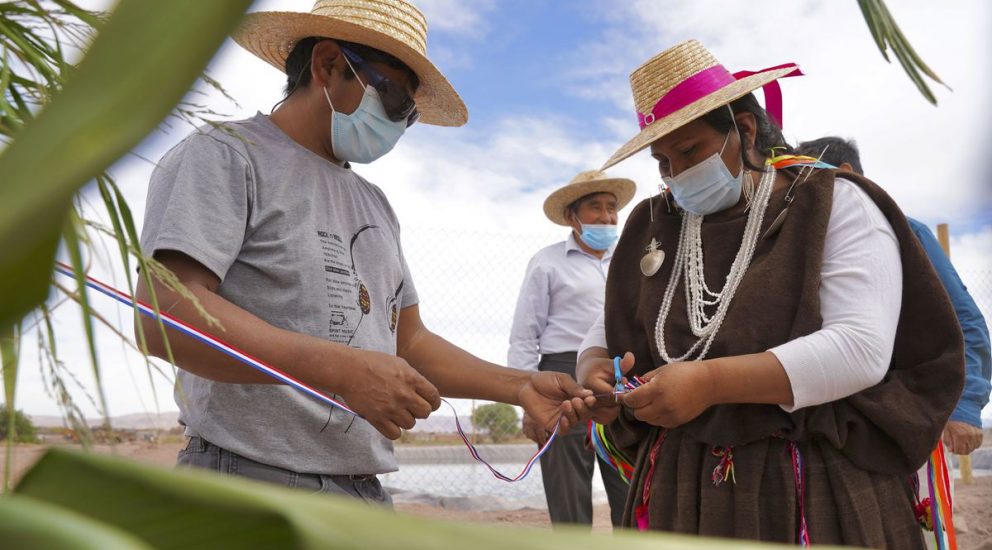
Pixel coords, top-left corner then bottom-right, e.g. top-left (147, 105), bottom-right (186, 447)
top-left (564, 0), bottom-right (992, 229)
top-left (412, 0), bottom-right (496, 38)
top-left (14, 0), bottom-right (990, 425)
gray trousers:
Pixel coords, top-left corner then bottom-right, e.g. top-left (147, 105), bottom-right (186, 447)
top-left (177, 435), bottom-right (392, 507)
top-left (538, 352), bottom-right (629, 527)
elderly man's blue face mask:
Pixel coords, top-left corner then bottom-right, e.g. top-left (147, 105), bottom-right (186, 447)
top-left (579, 224), bottom-right (618, 250)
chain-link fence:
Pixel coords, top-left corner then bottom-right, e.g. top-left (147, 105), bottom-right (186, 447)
top-left (386, 225), bottom-right (992, 501)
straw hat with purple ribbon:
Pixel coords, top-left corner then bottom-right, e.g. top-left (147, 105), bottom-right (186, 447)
top-left (233, 0), bottom-right (467, 127)
top-left (543, 170), bottom-right (637, 226)
top-left (602, 40), bottom-right (802, 169)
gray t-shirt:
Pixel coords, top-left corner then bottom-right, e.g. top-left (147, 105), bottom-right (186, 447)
top-left (140, 113), bottom-right (418, 475)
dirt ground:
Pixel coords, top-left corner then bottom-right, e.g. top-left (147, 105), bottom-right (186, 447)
top-left (3, 441), bottom-right (990, 548)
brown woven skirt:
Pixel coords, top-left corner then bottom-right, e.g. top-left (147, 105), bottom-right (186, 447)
top-left (624, 429), bottom-right (925, 548)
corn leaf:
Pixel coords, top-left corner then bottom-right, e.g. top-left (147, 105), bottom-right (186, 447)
top-left (857, 0), bottom-right (947, 104)
top-left (13, 448), bottom-right (852, 550)
top-left (0, 0), bottom-right (253, 329)
top-left (0, 494), bottom-right (151, 549)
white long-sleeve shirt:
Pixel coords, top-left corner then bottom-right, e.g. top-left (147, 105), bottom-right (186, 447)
top-left (508, 233), bottom-right (613, 372)
top-left (578, 178), bottom-right (903, 411)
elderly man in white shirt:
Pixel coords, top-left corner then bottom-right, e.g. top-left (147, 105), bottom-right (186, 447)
top-left (508, 170), bottom-right (636, 528)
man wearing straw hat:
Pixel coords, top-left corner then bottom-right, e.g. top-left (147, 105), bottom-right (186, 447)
top-left (509, 170), bottom-right (635, 527)
top-left (135, 0), bottom-right (591, 504)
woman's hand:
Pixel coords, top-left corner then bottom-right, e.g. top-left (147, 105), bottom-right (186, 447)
top-left (576, 349), bottom-right (636, 424)
top-left (620, 360), bottom-right (715, 428)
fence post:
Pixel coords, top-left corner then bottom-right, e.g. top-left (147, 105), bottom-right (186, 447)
top-left (936, 223), bottom-right (974, 486)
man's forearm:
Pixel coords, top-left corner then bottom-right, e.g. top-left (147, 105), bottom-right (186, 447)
top-left (400, 329), bottom-right (529, 405)
top-left (135, 279), bottom-right (359, 392)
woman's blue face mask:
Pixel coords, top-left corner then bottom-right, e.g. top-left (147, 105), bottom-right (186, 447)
top-left (661, 106), bottom-right (746, 216)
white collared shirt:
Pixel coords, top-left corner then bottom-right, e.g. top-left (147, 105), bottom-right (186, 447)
top-left (508, 233), bottom-right (613, 372)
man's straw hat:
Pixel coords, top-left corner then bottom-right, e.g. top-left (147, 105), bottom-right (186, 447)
top-left (234, 0), bottom-right (467, 127)
top-left (543, 170), bottom-right (637, 226)
top-left (602, 40), bottom-right (802, 169)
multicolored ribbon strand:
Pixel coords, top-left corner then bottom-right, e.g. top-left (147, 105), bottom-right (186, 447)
top-left (635, 430), bottom-right (666, 531)
top-left (711, 446), bottom-right (736, 487)
top-left (787, 441), bottom-right (811, 547)
top-left (589, 420), bottom-right (635, 483)
top-left (590, 364), bottom-right (643, 484)
top-left (767, 152), bottom-right (837, 171)
top-left (927, 441), bottom-right (958, 550)
top-left (448, 399), bottom-right (556, 482)
top-left (51, 261), bottom-right (557, 482)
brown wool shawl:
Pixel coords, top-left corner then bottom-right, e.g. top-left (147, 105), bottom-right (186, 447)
top-left (604, 170), bottom-right (964, 543)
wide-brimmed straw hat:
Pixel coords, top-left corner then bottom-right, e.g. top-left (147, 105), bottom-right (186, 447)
top-left (602, 40), bottom-right (802, 169)
top-left (234, 0), bottom-right (467, 127)
top-left (543, 170), bottom-right (637, 226)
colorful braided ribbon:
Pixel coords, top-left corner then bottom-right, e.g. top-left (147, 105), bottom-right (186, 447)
top-left (787, 441), bottom-right (811, 547)
top-left (589, 421), bottom-right (635, 483)
top-left (927, 441), bottom-right (958, 550)
top-left (766, 153), bottom-right (836, 171)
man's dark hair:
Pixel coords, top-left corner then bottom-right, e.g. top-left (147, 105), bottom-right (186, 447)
top-left (796, 136), bottom-right (864, 175)
top-left (283, 37), bottom-right (420, 97)
top-left (700, 93), bottom-right (795, 173)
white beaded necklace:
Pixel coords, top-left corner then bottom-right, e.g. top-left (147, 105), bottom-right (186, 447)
top-left (654, 166), bottom-right (776, 363)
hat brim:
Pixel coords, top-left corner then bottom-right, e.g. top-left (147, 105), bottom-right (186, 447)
top-left (601, 67), bottom-right (797, 170)
top-left (543, 178), bottom-right (637, 226)
top-left (234, 11), bottom-right (467, 127)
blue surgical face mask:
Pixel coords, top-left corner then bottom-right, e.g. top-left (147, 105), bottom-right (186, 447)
top-left (323, 82), bottom-right (406, 164)
top-left (579, 224), bottom-right (618, 250)
top-left (662, 111), bottom-right (745, 216)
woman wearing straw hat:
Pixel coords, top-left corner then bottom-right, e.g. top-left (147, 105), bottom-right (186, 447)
top-left (509, 169), bottom-right (636, 527)
top-left (574, 40), bottom-right (963, 547)
top-left (135, 0), bottom-right (591, 500)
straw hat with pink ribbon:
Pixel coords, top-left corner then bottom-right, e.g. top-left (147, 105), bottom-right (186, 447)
top-left (602, 40), bottom-right (802, 170)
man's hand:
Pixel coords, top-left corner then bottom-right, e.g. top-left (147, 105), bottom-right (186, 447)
top-left (620, 360), bottom-right (714, 428)
top-left (576, 351), bottom-right (636, 424)
top-left (521, 412), bottom-right (544, 445)
top-left (517, 371), bottom-right (593, 441)
top-left (943, 420), bottom-right (984, 455)
top-left (336, 350), bottom-right (441, 440)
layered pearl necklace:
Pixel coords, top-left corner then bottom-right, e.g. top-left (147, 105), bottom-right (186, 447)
top-left (654, 166), bottom-right (776, 363)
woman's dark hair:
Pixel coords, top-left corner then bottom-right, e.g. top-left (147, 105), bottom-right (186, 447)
top-left (282, 36), bottom-right (420, 97)
top-left (700, 93), bottom-right (795, 173)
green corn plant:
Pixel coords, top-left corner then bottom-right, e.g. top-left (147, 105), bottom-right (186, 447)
top-left (8, 447), bottom-right (852, 550)
top-left (0, 0), bottom-right (248, 491)
top-left (858, 0), bottom-right (949, 104)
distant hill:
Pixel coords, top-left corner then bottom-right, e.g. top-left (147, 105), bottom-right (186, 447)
top-left (29, 411), bottom-right (180, 430)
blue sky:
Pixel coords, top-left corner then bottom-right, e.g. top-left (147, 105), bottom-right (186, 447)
top-left (16, 0), bottom-right (992, 425)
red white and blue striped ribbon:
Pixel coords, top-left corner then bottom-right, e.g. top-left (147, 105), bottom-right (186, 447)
top-left (448, 400), bottom-right (557, 482)
top-left (52, 261), bottom-right (558, 482)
